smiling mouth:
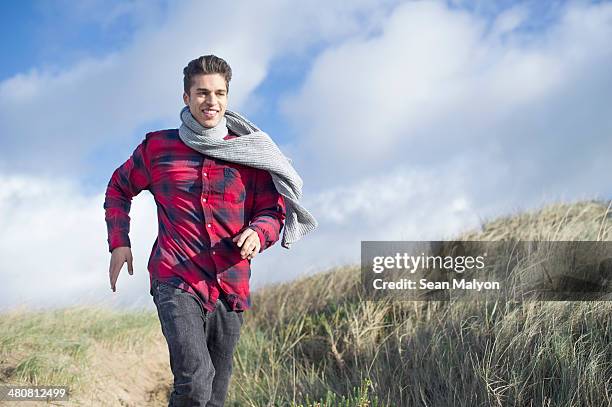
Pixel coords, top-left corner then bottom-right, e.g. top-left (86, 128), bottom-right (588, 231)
top-left (202, 109), bottom-right (218, 119)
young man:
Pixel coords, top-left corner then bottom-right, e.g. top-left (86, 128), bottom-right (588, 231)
top-left (104, 55), bottom-right (316, 406)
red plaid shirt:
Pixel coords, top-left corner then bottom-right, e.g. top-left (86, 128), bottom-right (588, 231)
top-left (104, 129), bottom-right (286, 311)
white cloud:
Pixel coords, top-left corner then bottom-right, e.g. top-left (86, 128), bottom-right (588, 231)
top-left (490, 4), bottom-right (529, 36)
top-left (0, 0), bottom-right (396, 174)
top-left (265, 0), bottom-right (612, 286)
top-left (0, 174), bottom-right (158, 310)
top-left (253, 162), bottom-right (483, 286)
top-left (0, 163), bottom-right (479, 309)
top-left (2, 1), bottom-right (612, 308)
top-left (283, 1), bottom-right (612, 193)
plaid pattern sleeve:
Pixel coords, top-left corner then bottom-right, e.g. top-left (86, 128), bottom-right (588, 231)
top-left (103, 139), bottom-right (151, 252)
top-left (249, 170), bottom-right (286, 252)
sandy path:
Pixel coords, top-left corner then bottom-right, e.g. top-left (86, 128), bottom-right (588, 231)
top-left (0, 335), bottom-right (174, 407)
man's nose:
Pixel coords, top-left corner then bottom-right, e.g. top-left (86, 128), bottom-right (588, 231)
top-left (205, 94), bottom-right (217, 105)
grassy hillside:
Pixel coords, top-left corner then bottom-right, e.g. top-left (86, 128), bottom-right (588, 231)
top-left (0, 308), bottom-right (171, 406)
top-left (1, 200), bottom-right (611, 406)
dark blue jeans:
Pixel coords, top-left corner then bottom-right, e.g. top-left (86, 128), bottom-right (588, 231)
top-left (152, 279), bottom-right (243, 406)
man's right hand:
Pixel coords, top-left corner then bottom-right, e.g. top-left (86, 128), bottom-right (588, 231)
top-left (109, 246), bottom-right (134, 292)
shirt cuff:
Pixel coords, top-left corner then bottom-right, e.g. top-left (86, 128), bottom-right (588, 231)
top-left (108, 234), bottom-right (131, 253)
top-left (248, 224), bottom-right (267, 252)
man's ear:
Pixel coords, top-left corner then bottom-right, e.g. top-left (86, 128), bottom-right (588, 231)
top-left (183, 91), bottom-right (189, 105)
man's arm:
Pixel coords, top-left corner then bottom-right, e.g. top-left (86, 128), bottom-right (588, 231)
top-left (232, 169), bottom-right (286, 259)
top-left (104, 138), bottom-right (151, 291)
top-left (248, 170), bottom-right (286, 251)
top-left (104, 139), bottom-right (151, 251)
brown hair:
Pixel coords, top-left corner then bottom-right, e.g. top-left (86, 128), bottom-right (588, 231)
top-left (183, 55), bottom-right (232, 94)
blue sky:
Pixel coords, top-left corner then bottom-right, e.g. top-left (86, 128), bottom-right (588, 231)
top-left (0, 1), bottom-right (299, 179)
top-left (0, 1), bottom-right (141, 80)
top-left (0, 0), bottom-right (353, 189)
top-left (1, 0), bottom-right (611, 309)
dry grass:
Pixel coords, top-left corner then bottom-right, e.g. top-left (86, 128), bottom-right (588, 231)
top-left (0, 307), bottom-right (171, 406)
top-left (228, 200), bottom-right (612, 406)
top-left (1, 200), bottom-right (610, 406)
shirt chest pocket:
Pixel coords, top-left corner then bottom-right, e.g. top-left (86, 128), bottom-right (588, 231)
top-left (223, 167), bottom-right (247, 204)
top-left (160, 168), bottom-right (200, 195)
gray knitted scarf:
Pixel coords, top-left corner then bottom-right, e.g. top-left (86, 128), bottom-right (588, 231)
top-left (178, 106), bottom-right (317, 249)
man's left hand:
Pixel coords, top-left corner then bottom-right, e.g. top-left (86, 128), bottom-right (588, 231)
top-left (232, 228), bottom-right (261, 260)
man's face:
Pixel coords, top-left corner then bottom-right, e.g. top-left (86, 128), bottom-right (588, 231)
top-left (183, 73), bottom-right (228, 128)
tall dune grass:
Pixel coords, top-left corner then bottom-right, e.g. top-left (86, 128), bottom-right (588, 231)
top-left (228, 201), bottom-right (612, 406)
top-left (1, 200), bottom-right (610, 406)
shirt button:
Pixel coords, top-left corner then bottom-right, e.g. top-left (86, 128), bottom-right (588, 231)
top-left (203, 172), bottom-right (207, 177)
top-left (202, 198), bottom-right (207, 202)
top-left (207, 223), bottom-right (212, 228)
top-left (212, 251), bottom-right (216, 255)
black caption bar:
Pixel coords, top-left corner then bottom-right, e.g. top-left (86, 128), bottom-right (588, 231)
top-left (361, 241), bottom-right (612, 301)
